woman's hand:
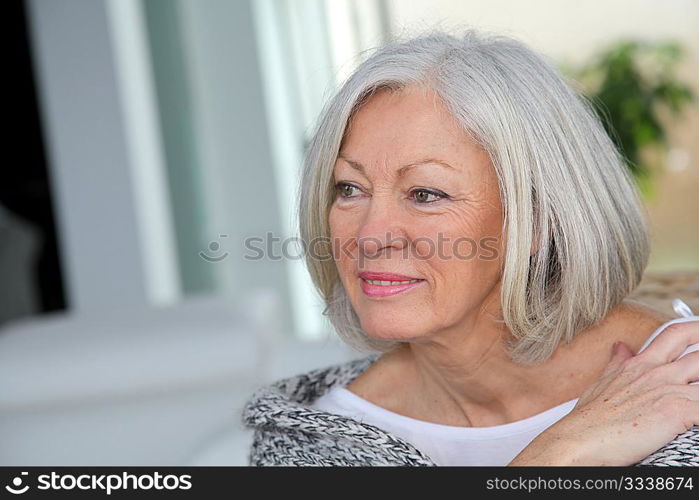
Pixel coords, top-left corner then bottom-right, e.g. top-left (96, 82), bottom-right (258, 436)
top-left (509, 321), bottom-right (699, 466)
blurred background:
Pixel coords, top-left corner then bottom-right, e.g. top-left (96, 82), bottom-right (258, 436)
top-left (2, 0), bottom-right (697, 466)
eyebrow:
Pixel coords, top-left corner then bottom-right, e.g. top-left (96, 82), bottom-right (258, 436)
top-left (337, 154), bottom-right (456, 177)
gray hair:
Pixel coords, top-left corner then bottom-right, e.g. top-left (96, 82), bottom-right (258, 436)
top-left (297, 29), bottom-right (649, 365)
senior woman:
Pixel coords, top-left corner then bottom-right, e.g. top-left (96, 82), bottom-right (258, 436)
top-left (242, 30), bottom-right (699, 466)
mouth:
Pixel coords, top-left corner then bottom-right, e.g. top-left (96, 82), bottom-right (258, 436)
top-left (358, 275), bottom-right (425, 298)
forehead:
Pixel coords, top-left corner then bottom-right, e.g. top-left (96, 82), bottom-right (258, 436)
top-left (338, 85), bottom-right (479, 170)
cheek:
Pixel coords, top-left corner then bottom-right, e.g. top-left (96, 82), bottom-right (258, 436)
top-left (328, 206), bottom-right (340, 235)
top-left (329, 206), bottom-right (354, 241)
top-left (329, 206), bottom-right (357, 268)
top-left (413, 209), bottom-right (500, 260)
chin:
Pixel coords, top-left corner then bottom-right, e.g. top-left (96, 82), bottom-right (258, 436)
top-left (359, 315), bottom-right (426, 343)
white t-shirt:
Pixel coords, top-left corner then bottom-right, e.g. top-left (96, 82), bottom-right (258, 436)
top-left (312, 299), bottom-right (699, 465)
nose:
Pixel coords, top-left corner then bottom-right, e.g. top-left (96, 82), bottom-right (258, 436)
top-left (356, 196), bottom-right (408, 258)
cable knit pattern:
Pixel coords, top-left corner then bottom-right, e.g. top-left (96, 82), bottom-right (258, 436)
top-left (241, 355), bottom-right (699, 466)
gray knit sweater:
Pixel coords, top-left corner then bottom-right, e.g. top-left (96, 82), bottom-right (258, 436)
top-left (241, 355), bottom-right (699, 466)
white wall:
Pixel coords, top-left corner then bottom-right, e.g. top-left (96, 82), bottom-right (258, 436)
top-left (27, 0), bottom-right (153, 312)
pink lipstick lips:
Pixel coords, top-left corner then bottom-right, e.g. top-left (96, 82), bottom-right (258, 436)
top-left (358, 271), bottom-right (425, 298)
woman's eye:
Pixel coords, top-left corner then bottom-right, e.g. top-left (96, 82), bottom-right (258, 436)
top-left (334, 183), bottom-right (448, 204)
top-left (411, 188), bottom-right (448, 204)
top-left (335, 182), bottom-right (360, 198)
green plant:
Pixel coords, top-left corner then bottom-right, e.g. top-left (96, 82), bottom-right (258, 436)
top-left (566, 40), bottom-right (695, 198)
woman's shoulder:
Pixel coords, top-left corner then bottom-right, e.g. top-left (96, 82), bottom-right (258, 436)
top-left (241, 353), bottom-right (435, 466)
top-left (619, 297), bottom-right (675, 324)
top-left (612, 298), bottom-right (677, 351)
top-left (244, 354), bottom-right (380, 409)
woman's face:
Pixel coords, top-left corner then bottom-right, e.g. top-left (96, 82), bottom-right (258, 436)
top-left (329, 85), bottom-right (505, 343)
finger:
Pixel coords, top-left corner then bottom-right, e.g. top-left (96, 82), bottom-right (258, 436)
top-left (602, 341), bottom-right (634, 376)
top-left (636, 321), bottom-right (699, 365)
top-left (665, 350), bottom-right (699, 385)
top-left (616, 341), bottom-right (635, 360)
top-left (657, 386), bottom-right (699, 432)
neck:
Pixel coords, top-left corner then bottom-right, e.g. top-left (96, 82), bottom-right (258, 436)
top-left (379, 301), bottom-right (648, 427)
top-left (401, 335), bottom-right (560, 426)
top-left (348, 297), bottom-right (668, 427)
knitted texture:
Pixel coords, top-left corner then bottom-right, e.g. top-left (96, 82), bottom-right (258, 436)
top-left (241, 355), bottom-right (699, 466)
